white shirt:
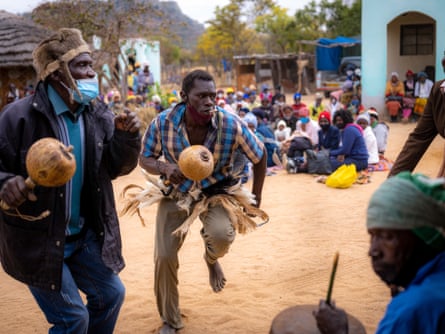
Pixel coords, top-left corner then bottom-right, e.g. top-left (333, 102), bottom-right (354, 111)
top-left (415, 79), bottom-right (434, 98)
top-left (296, 119), bottom-right (320, 146)
top-left (363, 126), bottom-right (379, 164)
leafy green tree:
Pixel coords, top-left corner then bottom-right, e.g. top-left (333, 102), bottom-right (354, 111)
top-left (196, 0), bottom-right (265, 75)
top-left (255, 5), bottom-right (299, 53)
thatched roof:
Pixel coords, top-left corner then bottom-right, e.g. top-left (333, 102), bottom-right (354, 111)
top-left (0, 10), bottom-right (51, 68)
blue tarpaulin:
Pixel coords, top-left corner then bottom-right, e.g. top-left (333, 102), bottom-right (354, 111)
top-left (315, 36), bottom-right (361, 71)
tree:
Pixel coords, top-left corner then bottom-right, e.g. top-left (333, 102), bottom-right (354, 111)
top-left (195, 0), bottom-right (264, 75)
top-left (255, 5), bottom-right (299, 53)
top-left (323, 0), bottom-right (361, 37)
top-left (31, 0), bottom-right (162, 95)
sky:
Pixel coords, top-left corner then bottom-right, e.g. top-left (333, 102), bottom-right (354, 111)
top-left (2, 0), bottom-right (312, 24)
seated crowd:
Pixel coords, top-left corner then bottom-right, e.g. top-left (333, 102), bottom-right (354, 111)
top-left (385, 70), bottom-right (433, 123)
top-left (201, 83), bottom-right (391, 180)
top-left (109, 80), bottom-right (393, 181)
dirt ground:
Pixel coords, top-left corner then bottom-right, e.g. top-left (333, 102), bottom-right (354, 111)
top-left (0, 116), bottom-right (443, 333)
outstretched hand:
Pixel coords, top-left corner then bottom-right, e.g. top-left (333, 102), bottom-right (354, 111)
top-left (114, 109), bottom-right (141, 133)
top-left (313, 300), bottom-right (348, 334)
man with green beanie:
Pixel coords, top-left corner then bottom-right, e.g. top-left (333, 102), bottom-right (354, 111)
top-left (313, 172), bottom-right (445, 333)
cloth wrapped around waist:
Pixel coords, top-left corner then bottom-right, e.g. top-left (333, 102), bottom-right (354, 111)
top-left (119, 170), bottom-right (269, 236)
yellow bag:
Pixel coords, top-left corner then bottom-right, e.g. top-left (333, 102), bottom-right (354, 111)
top-left (326, 164), bottom-right (357, 189)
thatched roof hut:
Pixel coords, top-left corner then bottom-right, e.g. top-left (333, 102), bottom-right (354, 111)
top-left (0, 10), bottom-right (50, 108)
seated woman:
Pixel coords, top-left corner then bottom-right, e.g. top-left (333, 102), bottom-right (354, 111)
top-left (356, 113), bottom-right (379, 166)
top-left (274, 120), bottom-right (291, 149)
top-left (329, 109), bottom-right (368, 172)
top-left (385, 72), bottom-right (405, 122)
top-left (413, 71), bottom-right (434, 120)
top-left (402, 69), bottom-right (416, 122)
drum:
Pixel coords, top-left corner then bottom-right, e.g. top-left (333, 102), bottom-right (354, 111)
top-left (269, 304), bottom-right (366, 334)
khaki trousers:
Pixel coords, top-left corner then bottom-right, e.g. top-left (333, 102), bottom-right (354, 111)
top-left (154, 197), bottom-right (235, 329)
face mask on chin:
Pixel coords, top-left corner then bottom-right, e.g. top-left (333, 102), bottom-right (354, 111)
top-left (187, 101), bottom-right (213, 126)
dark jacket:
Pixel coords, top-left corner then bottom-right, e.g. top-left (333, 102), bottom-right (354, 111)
top-left (330, 124), bottom-right (368, 162)
top-left (318, 125), bottom-right (340, 151)
top-left (0, 81), bottom-right (141, 291)
top-left (390, 79), bottom-right (445, 176)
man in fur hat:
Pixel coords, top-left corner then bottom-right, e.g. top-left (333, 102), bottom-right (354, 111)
top-left (313, 172), bottom-right (445, 333)
top-left (0, 28), bottom-right (141, 333)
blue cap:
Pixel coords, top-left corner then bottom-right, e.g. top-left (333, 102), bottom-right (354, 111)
top-left (300, 117), bottom-right (309, 124)
top-left (294, 92), bottom-right (302, 100)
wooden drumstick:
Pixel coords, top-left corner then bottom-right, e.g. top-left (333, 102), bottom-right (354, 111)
top-left (326, 252), bottom-right (339, 305)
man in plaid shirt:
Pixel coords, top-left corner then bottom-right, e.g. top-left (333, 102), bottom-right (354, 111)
top-left (140, 69), bottom-right (267, 334)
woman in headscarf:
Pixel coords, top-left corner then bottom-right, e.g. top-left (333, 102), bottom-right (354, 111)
top-left (385, 72), bottom-right (405, 122)
top-left (385, 72), bottom-right (405, 98)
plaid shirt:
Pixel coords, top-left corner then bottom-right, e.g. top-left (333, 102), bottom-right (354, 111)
top-left (142, 103), bottom-right (264, 193)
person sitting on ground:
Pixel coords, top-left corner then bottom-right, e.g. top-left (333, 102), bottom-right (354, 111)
top-left (327, 95), bottom-right (342, 120)
top-left (291, 92), bottom-right (307, 118)
top-left (252, 108), bottom-right (280, 168)
top-left (309, 92), bottom-right (325, 120)
top-left (280, 104), bottom-right (298, 133)
top-left (259, 84), bottom-right (273, 103)
top-left (271, 93), bottom-right (286, 125)
top-left (225, 87), bottom-right (236, 105)
top-left (314, 172), bottom-right (445, 334)
top-left (271, 85), bottom-right (285, 106)
top-left (295, 107), bottom-right (320, 148)
top-left (274, 119), bottom-right (291, 149)
top-left (329, 109), bottom-right (368, 172)
top-left (346, 94), bottom-right (364, 118)
top-left (246, 91), bottom-right (260, 111)
top-left (257, 96), bottom-right (274, 124)
top-left (368, 108), bottom-right (389, 157)
top-left (285, 131), bottom-right (312, 174)
top-left (356, 113), bottom-right (379, 166)
top-left (317, 111), bottom-right (339, 151)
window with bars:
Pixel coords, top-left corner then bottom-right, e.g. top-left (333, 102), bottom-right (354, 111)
top-left (400, 24), bottom-right (434, 55)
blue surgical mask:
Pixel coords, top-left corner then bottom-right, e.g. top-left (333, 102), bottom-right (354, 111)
top-left (74, 77), bottom-right (99, 104)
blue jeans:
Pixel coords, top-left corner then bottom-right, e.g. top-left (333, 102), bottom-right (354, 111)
top-left (29, 229), bottom-right (125, 334)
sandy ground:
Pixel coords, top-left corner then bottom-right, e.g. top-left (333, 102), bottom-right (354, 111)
top-left (0, 120), bottom-right (443, 334)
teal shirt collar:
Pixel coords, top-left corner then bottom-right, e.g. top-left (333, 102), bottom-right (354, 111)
top-left (48, 84), bottom-right (85, 118)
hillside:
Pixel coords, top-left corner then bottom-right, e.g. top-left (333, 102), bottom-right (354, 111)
top-left (155, 1), bottom-right (204, 49)
top-left (22, 0), bottom-right (205, 50)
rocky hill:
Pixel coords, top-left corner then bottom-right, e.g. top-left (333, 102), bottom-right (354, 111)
top-left (154, 1), bottom-right (205, 49)
top-left (22, 0), bottom-right (205, 50)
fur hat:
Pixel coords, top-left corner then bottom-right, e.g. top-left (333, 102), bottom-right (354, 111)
top-left (33, 28), bottom-right (90, 96)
